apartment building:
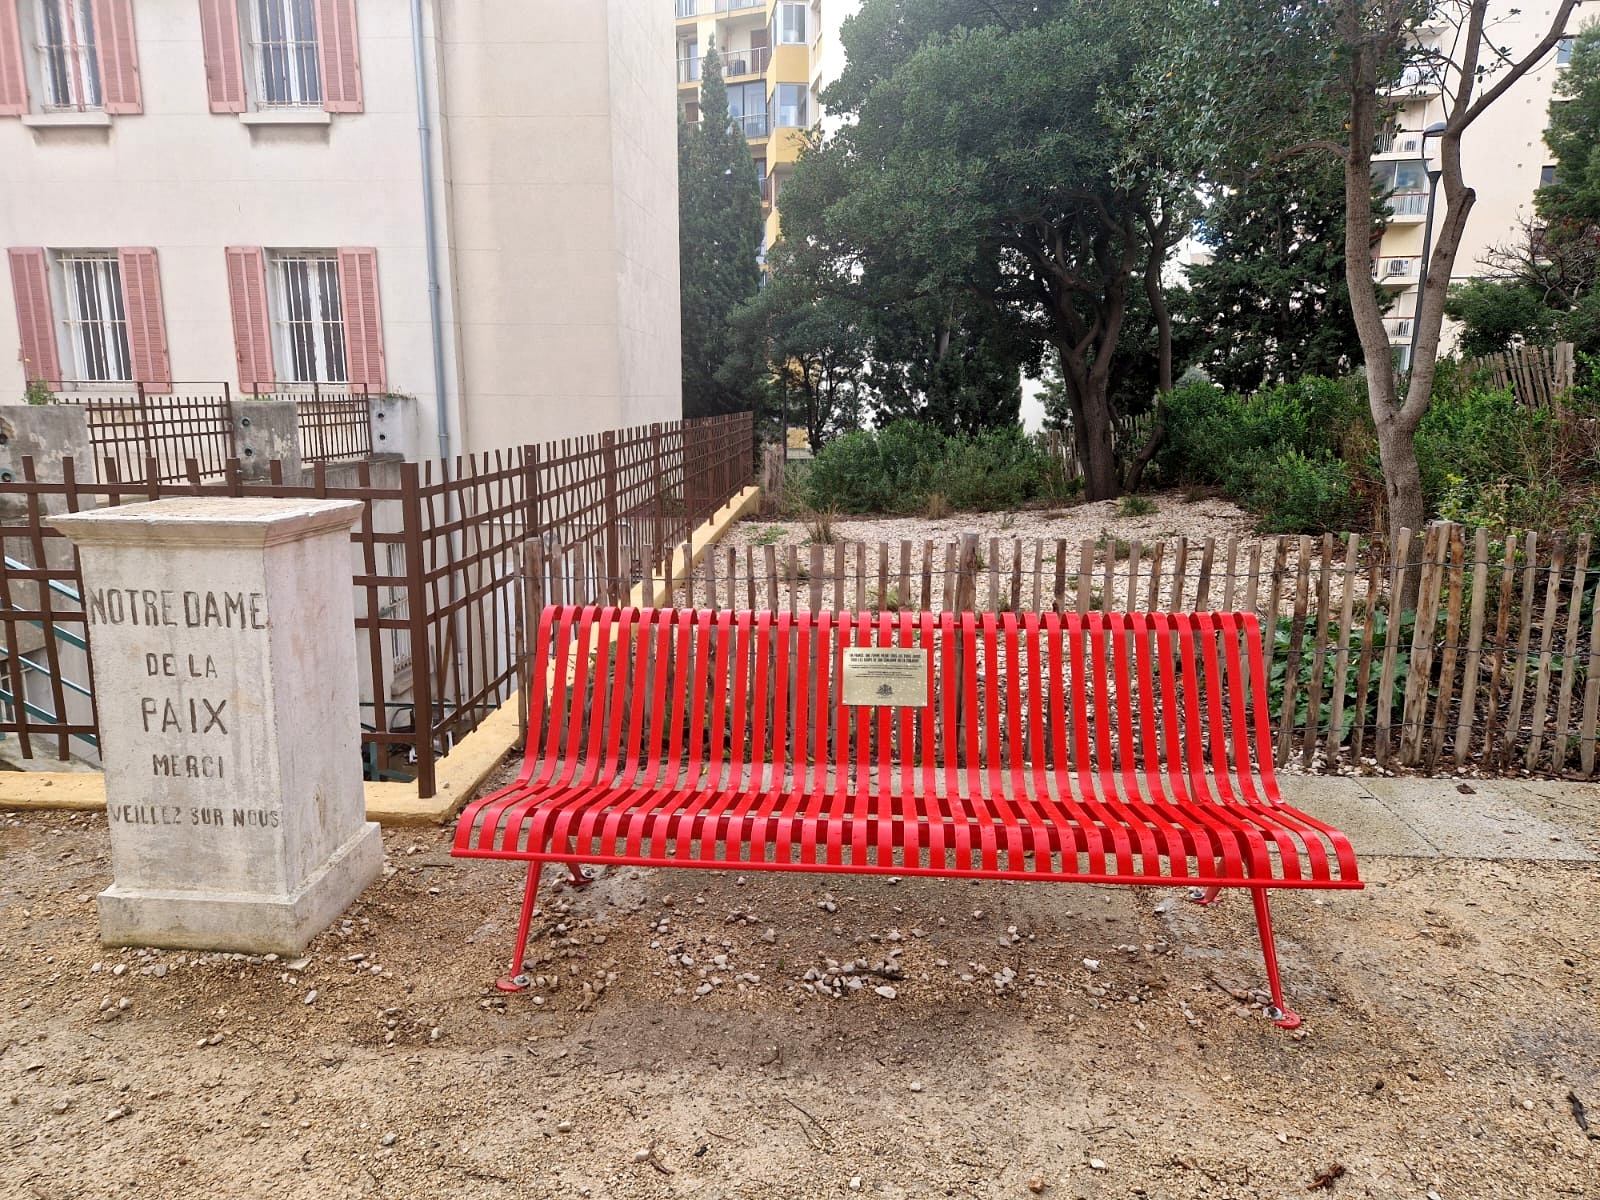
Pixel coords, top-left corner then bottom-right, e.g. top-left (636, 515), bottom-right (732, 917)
top-left (674, 0), bottom-right (855, 249)
top-left (0, 0), bottom-right (682, 456)
top-left (1375, 1), bottom-right (1592, 367)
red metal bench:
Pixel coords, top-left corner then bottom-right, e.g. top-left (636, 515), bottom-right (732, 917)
top-left (452, 605), bottom-right (1361, 1028)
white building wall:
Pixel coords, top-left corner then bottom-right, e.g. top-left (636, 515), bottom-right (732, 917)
top-left (1379, 0), bottom-right (1594, 357)
top-left (0, 0), bottom-right (681, 455)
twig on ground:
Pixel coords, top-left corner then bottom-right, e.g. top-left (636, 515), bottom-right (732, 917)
top-left (783, 1096), bottom-right (832, 1140)
top-left (1307, 1162), bottom-right (1346, 1191)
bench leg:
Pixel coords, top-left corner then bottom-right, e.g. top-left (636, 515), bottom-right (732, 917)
top-left (496, 862), bottom-right (544, 994)
top-left (563, 861), bottom-right (593, 888)
top-left (1249, 887), bottom-right (1302, 1030)
top-left (1188, 883), bottom-right (1224, 906)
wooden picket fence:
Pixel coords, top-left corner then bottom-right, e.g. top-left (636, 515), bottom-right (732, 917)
top-left (523, 523), bottom-right (1600, 780)
top-left (1464, 342), bottom-right (1576, 408)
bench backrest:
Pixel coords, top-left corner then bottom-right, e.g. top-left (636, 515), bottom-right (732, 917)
top-left (519, 606), bottom-right (1280, 805)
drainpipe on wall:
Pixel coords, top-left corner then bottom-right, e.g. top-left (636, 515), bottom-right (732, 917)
top-left (411, 0), bottom-right (452, 462)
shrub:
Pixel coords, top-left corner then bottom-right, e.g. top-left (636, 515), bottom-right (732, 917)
top-left (1245, 450), bottom-right (1359, 534)
top-left (942, 426), bottom-right (1053, 510)
top-left (805, 421), bottom-right (1059, 513)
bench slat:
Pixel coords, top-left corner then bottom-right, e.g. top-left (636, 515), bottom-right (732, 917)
top-left (455, 607), bottom-right (1361, 892)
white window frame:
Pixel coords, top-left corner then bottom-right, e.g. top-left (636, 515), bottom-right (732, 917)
top-left (771, 82), bottom-right (807, 129)
top-left (30, 0), bottom-right (102, 111)
top-left (774, 2), bottom-right (807, 45)
top-left (55, 251), bottom-right (130, 383)
top-left (245, 0), bottom-right (323, 108)
top-left (269, 252), bottom-right (348, 385)
top-left (1557, 37), bottom-right (1574, 67)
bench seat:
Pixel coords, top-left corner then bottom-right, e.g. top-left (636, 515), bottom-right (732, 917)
top-left (453, 606), bottom-right (1361, 1027)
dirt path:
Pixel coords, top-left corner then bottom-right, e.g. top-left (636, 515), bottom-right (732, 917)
top-left (2, 807), bottom-right (1595, 1199)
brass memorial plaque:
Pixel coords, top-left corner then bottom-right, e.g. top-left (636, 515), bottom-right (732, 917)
top-left (840, 647), bottom-right (930, 707)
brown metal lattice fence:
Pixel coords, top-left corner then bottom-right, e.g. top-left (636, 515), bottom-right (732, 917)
top-left (0, 412), bottom-right (754, 796)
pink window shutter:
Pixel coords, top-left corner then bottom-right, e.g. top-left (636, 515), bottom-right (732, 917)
top-left (0, 3), bottom-right (28, 116)
top-left (225, 247), bottom-right (274, 392)
top-left (91, 0), bottom-right (142, 114)
top-left (8, 249), bottom-right (61, 384)
top-left (337, 248), bottom-right (385, 391)
top-left (315, 0), bottom-right (363, 113)
top-left (197, 0), bottom-right (246, 113)
top-left (118, 249), bottom-right (171, 393)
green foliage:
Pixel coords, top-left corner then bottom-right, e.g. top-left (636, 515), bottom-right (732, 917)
top-left (750, 525), bottom-right (786, 547)
top-left (1158, 376), bottom-right (1364, 496)
top-left (1539, 25), bottom-right (1600, 230)
top-left (1162, 365), bottom-right (1600, 535)
top-left (1444, 280), bottom-right (1560, 359)
top-left (23, 378), bottom-right (53, 406)
top-left (783, 0), bottom-right (1197, 497)
top-left (1244, 450), bottom-right (1359, 535)
top-left (803, 421), bottom-right (1065, 513)
top-left (679, 46), bottom-right (765, 420)
top-left (1264, 610), bottom-right (1415, 738)
top-left (1117, 494), bottom-right (1156, 518)
top-left (1182, 157), bottom-right (1376, 391)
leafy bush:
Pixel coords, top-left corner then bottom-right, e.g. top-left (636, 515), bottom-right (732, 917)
top-left (804, 421), bottom-right (1064, 513)
top-left (942, 427), bottom-right (1056, 510)
top-left (1245, 450), bottom-right (1360, 534)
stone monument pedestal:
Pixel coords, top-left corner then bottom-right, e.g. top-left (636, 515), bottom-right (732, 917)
top-left (53, 498), bottom-right (383, 954)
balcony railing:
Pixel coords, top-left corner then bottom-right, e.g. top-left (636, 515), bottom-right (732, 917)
top-left (714, 0), bottom-right (764, 12)
top-left (1383, 317), bottom-right (1414, 341)
top-left (1386, 191), bottom-right (1429, 218)
top-left (1372, 256), bottom-right (1419, 284)
top-left (734, 111), bottom-right (769, 138)
top-left (723, 46), bottom-right (770, 76)
top-left (1374, 128), bottom-right (1423, 156)
top-left (677, 55), bottom-right (701, 83)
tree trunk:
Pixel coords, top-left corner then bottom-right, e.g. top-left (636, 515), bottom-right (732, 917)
top-left (1374, 411), bottom-right (1425, 540)
top-left (1079, 383), bottom-right (1120, 501)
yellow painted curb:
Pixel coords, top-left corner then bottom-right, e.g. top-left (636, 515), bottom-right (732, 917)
top-left (0, 486), bottom-right (764, 827)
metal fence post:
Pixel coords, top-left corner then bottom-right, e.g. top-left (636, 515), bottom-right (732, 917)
top-left (602, 431), bottom-right (620, 605)
top-left (399, 462), bottom-right (437, 798)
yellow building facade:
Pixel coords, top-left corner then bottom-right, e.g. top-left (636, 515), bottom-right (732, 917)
top-left (675, 1), bottom-right (824, 249)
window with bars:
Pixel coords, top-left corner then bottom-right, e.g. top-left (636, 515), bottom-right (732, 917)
top-left (270, 254), bottom-right (347, 384)
top-left (250, 0), bottom-right (322, 107)
top-left (34, 0), bottom-right (102, 110)
top-left (58, 252), bottom-right (131, 382)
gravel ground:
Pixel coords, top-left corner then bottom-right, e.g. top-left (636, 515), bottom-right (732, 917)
top-left (700, 495), bottom-right (1356, 616)
top-left (2, 797), bottom-right (1596, 1199)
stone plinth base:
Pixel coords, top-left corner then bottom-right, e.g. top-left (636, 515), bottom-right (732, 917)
top-left (97, 822), bottom-right (383, 955)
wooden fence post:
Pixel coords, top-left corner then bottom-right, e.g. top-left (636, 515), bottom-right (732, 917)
top-left (1399, 522), bottom-right (1449, 766)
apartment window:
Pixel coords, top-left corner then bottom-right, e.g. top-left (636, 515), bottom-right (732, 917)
top-left (677, 39), bottom-right (699, 84)
top-left (728, 80), bottom-right (767, 137)
top-left (270, 253), bottom-right (346, 383)
top-left (774, 2), bottom-right (807, 45)
top-left (249, 0), bottom-right (322, 107)
top-left (58, 252), bottom-right (130, 382)
top-left (770, 82), bottom-right (807, 129)
top-left (1557, 37), bottom-right (1574, 67)
top-left (34, 0), bottom-right (101, 110)
top-left (1541, 164), bottom-right (1559, 187)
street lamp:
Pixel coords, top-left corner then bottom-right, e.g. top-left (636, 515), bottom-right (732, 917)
top-left (1407, 120), bottom-right (1449, 371)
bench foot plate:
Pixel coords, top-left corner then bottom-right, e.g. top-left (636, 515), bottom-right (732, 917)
top-left (1187, 885), bottom-right (1224, 907)
top-left (1266, 1006), bottom-right (1302, 1030)
top-left (496, 972), bottom-right (533, 993)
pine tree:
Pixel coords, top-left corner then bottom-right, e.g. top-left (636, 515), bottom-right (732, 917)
top-left (679, 45), bottom-right (765, 419)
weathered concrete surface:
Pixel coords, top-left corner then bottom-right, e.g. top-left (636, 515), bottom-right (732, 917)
top-left (233, 400), bottom-right (302, 481)
top-left (50, 497), bottom-right (383, 952)
top-left (1283, 775), bottom-right (1600, 862)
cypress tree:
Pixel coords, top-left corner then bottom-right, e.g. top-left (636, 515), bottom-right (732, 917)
top-left (679, 44), bottom-right (765, 418)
